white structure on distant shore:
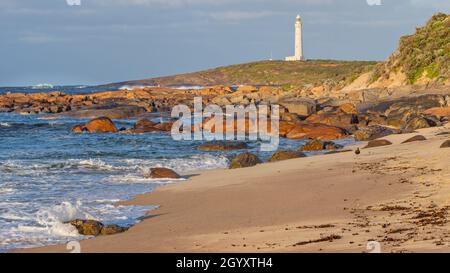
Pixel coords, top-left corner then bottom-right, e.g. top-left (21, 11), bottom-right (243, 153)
top-left (285, 15), bottom-right (304, 61)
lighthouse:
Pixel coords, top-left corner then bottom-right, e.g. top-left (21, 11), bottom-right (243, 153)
top-left (285, 15), bottom-right (304, 61)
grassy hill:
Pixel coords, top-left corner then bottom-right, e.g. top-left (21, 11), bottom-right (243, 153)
top-left (116, 13), bottom-right (448, 90)
top-left (370, 13), bottom-right (449, 85)
top-left (121, 60), bottom-right (377, 89)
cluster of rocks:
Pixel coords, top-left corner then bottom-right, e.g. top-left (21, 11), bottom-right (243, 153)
top-left (3, 84), bottom-right (449, 142)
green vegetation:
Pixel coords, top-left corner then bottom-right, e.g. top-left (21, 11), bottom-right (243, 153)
top-left (371, 13), bottom-right (449, 84)
top-left (143, 59), bottom-right (377, 88)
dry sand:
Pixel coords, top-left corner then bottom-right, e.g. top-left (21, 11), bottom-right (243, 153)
top-left (19, 126), bottom-right (450, 253)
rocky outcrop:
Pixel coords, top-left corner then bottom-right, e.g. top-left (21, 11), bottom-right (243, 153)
top-left (269, 150), bottom-right (306, 162)
top-left (364, 139), bottom-right (393, 149)
top-left (300, 140), bottom-right (343, 151)
top-left (198, 142), bottom-right (248, 151)
top-left (230, 153), bottom-right (262, 169)
top-left (72, 117), bottom-right (118, 133)
top-left (67, 219), bottom-right (128, 236)
top-left (145, 168), bottom-right (181, 179)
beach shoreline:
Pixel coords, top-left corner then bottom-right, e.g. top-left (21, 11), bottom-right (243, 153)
top-left (16, 125), bottom-right (450, 253)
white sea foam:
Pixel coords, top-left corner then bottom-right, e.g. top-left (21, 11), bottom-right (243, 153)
top-left (170, 85), bottom-right (205, 90)
top-left (119, 85), bottom-right (159, 90)
top-left (0, 122), bottom-right (11, 127)
top-left (0, 188), bottom-right (15, 194)
top-left (121, 154), bottom-right (229, 174)
top-left (33, 201), bottom-right (93, 237)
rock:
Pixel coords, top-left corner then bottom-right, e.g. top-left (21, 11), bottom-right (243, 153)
top-left (199, 142), bottom-right (248, 151)
top-left (279, 98), bottom-right (316, 116)
top-left (305, 113), bottom-right (358, 128)
top-left (281, 112), bottom-right (303, 123)
top-left (339, 103), bottom-right (358, 114)
top-left (145, 168), bottom-right (181, 179)
top-left (100, 224), bottom-right (128, 235)
top-left (353, 125), bottom-right (398, 141)
top-left (440, 140), bottom-right (450, 148)
top-left (68, 219), bottom-right (103, 236)
top-left (286, 123), bottom-right (348, 140)
top-left (300, 140), bottom-right (343, 151)
top-left (134, 118), bottom-right (157, 129)
top-left (386, 114), bottom-right (407, 129)
top-left (72, 117), bottom-right (118, 133)
top-left (230, 153), bottom-right (262, 169)
top-left (364, 139), bottom-right (393, 149)
top-left (382, 94), bottom-right (446, 117)
top-left (64, 105), bottom-right (147, 119)
top-left (211, 96), bottom-right (231, 106)
top-left (269, 150), bottom-right (306, 162)
top-left (402, 135), bottom-right (427, 144)
top-left (128, 118), bottom-right (159, 133)
top-left (424, 107), bottom-right (450, 118)
top-left (153, 121), bottom-right (174, 132)
top-left (404, 116), bottom-right (435, 131)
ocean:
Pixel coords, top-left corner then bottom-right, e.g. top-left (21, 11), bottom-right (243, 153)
top-left (0, 85), bottom-right (355, 251)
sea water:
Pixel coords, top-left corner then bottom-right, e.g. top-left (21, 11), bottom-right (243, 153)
top-left (0, 85), bottom-right (355, 251)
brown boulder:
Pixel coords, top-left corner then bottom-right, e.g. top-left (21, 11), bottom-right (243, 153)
top-left (67, 219), bottom-right (103, 236)
top-left (269, 150), bottom-right (306, 162)
top-left (100, 224), bottom-right (128, 235)
top-left (199, 142), bottom-right (248, 151)
top-left (404, 116), bottom-right (435, 131)
top-left (300, 140), bottom-right (343, 151)
top-left (72, 117), bottom-right (118, 133)
top-left (364, 139), bottom-right (393, 149)
top-left (286, 123), bottom-right (347, 140)
top-left (424, 107), bottom-right (450, 118)
top-left (230, 153), bottom-right (262, 169)
top-left (128, 118), bottom-right (159, 133)
top-left (353, 125), bottom-right (398, 141)
top-left (279, 98), bottom-right (316, 116)
top-left (440, 140), bottom-right (450, 148)
top-left (153, 121), bottom-right (174, 132)
top-left (402, 135), bottom-right (427, 144)
top-left (306, 113), bottom-right (358, 128)
top-left (145, 168), bottom-right (181, 179)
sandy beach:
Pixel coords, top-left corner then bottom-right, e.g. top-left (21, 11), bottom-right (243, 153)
top-left (18, 125), bottom-right (450, 253)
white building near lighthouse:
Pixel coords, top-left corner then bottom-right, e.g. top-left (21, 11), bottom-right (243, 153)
top-left (285, 15), bottom-right (304, 61)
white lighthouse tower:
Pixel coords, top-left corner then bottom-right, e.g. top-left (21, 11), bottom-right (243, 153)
top-left (285, 15), bottom-right (304, 61)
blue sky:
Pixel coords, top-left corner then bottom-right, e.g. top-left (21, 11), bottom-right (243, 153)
top-left (0, 0), bottom-right (448, 86)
